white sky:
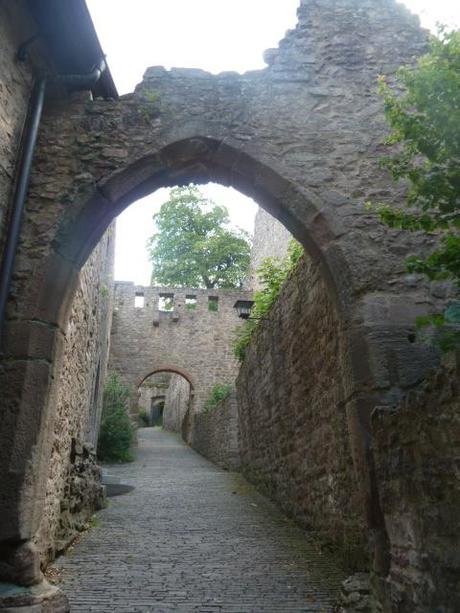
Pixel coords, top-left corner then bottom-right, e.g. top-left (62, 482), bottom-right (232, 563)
top-left (86, 0), bottom-right (460, 284)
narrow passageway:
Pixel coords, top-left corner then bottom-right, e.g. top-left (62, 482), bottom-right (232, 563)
top-left (56, 429), bottom-right (343, 612)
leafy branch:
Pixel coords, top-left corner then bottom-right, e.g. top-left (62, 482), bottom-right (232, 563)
top-left (369, 28), bottom-right (460, 348)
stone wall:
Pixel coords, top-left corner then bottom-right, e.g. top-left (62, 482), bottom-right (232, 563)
top-left (109, 284), bottom-right (252, 415)
top-left (247, 207), bottom-right (293, 290)
top-left (237, 254), bottom-right (368, 568)
top-left (372, 357), bottom-right (460, 613)
top-left (163, 373), bottom-right (191, 432)
top-left (0, 1), bottom-right (34, 256)
top-left (189, 392), bottom-right (241, 471)
top-left (33, 226), bottom-right (115, 567)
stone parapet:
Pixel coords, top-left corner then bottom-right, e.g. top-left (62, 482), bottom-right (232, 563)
top-left (109, 283), bottom-right (251, 415)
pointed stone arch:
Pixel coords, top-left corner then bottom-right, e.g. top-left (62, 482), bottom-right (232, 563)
top-left (1, 135), bottom-right (430, 581)
top-left (0, 0), bottom-right (436, 592)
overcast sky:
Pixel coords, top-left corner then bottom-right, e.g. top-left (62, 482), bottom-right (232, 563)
top-left (86, 0), bottom-right (460, 284)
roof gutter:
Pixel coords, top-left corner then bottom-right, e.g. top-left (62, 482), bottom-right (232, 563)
top-left (0, 58), bottom-right (106, 347)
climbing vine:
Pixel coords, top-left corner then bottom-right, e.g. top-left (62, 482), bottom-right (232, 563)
top-left (203, 383), bottom-right (233, 413)
top-left (233, 240), bottom-right (303, 361)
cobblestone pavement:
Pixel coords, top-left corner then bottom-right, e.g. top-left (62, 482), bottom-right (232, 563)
top-left (56, 428), bottom-right (344, 612)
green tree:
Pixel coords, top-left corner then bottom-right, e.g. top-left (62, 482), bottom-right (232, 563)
top-left (97, 372), bottom-right (134, 463)
top-left (371, 28), bottom-right (460, 348)
top-left (147, 185), bottom-right (251, 289)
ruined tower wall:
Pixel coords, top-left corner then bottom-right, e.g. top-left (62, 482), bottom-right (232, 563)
top-left (109, 284), bottom-right (251, 417)
top-left (34, 227), bottom-right (115, 567)
top-left (248, 207), bottom-right (293, 290)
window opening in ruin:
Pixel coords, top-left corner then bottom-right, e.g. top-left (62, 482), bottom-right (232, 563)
top-left (134, 292), bottom-right (145, 308)
top-left (208, 296), bottom-right (219, 312)
top-left (159, 293), bottom-right (174, 312)
top-left (185, 295), bottom-right (197, 311)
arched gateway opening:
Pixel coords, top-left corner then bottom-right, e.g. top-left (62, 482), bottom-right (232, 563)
top-left (2, 136), bottom-right (423, 582)
top-left (137, 370), bottom-right (193, 431)
top-left (0, 4), bottom-right (436, 601)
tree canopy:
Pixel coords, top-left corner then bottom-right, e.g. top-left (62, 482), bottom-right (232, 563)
top-left (371, 28), bottom-right (460, 348)
top-left (147, 185), bottom-right (251, 289)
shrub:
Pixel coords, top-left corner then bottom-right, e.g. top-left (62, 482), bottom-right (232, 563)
top-left (233, 240), bottom-right (303, 361)
top-left (204, 383), bottom-right (233, 413)
top-left (138, 409), bottom-right (150, 427)
top-left (97, 372), bottom-right (135, 462)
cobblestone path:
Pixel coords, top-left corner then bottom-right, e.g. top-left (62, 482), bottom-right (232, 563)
top-left (56, 428), bottom-right (344, 612)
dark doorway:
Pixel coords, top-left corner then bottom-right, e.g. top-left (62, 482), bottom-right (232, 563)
top-left (151, 399), bottom-right (164, 426)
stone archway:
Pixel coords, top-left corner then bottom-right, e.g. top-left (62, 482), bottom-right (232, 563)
top-left (137, 369), bottom-right (193, 432)
top-left (0, 0), bottom-right (438, 594)
top-left (137, 366), bottom-right (195, 391)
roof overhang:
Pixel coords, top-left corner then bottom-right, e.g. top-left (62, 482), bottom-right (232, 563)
top-left (26, 0), bottom-right (118, 99)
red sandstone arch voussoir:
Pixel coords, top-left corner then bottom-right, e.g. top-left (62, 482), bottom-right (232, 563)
top-left (136, 366), bottom-right (195, 391)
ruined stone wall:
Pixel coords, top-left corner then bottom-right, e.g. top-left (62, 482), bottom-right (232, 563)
top-left (372, 357), bottom-right (460, 613)
top-left (237, 254), bottom-right (367, 567)
top-left (163, 373), bottom-right (191, 432)
top-left (33, 226), bottom-right (115, 567)
top-left (0, 1), bottom-right (34, 255)
top-left (109, 284), bottom-right (251, 414)
top-left (189, 392), bottom-right (241, 471)
top-left (247, 207), bottom-right (293, 290)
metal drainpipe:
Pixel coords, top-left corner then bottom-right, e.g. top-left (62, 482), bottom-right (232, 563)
top-left (0, 59), bottom-right (106, 346)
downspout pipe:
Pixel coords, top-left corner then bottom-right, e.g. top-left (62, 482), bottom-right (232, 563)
top-left (0, 59), bottom-right (106, 347)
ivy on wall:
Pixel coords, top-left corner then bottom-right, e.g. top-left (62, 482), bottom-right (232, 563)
top-left (233, 240), bottom-right (303, 361)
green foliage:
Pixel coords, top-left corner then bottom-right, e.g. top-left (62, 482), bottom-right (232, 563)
top-left (138, 409), bottom-right (150, 427)
top-left (204, 383), bottom-right (233, 413)
top-left (141, 90), bottom-right (159, 104)
top-left (208, 298), bottom-right (218, 312)
top-left (370, 28), bottom-right (460, 347)
top-left (233, 320), bottom-right (257, 362)
top-left (233, 240), bottom-right (303, 361)
top-left (97, 373), bottom-right (135, 463)
top-left (160, 296), bottom-right (174, 311)
top-left (147, 185), bottom-right (251, 289)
